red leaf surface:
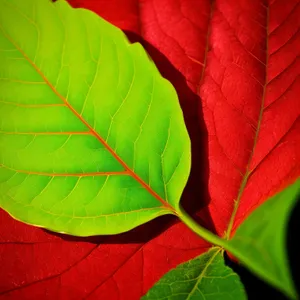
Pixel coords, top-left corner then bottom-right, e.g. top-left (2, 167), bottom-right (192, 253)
top-left (0, 0), bottom-right (299, 299)
top-left (198, 0), bottom-right (300, 236)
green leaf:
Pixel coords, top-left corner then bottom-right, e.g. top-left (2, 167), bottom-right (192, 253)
top-left (0, 0), bottom-right (190, 235)
top-left (142, 247), bottom-right (247, 300)
top-left (228, 179), bottom-right (300, 299)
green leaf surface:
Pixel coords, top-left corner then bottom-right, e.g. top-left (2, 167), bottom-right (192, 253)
top-left (0, 0), bottom-right (190, 235)
top-left (142, 247), bottom-right (247, 300)
top-left (228, 179), bottom-right (300, 299)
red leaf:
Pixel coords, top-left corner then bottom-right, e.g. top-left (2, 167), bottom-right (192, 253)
top-left (198, 0), bottom-right (300, 237)
top-left (0, 210), bottom-right (209, 299)
top-left (0, 0), bottom-right (299, 299)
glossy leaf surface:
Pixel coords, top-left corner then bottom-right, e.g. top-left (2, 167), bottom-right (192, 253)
top-left (0, 0), bottom-right (190, 235)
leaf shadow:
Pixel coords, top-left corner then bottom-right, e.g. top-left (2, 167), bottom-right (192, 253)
top-left (47, 31), bottom-right (215, 244)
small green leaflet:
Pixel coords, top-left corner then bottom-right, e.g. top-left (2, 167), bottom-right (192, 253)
top-left (142, 247), bottom-right (247, 300)
top-left (0, 0), bottom-right (190, 235)
top-left (228, 179), bottom-right (300, 299)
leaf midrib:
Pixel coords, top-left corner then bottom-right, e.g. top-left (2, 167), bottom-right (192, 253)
top-left (186, 247), bottom-right (221, 300)
top-left (225, 5), bottom-right (270, 239)
top-left (1, 28), bottom-right (176, 214)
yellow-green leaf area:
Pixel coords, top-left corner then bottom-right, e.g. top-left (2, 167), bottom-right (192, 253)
top-left (0, 0), bottom-right (191, 236)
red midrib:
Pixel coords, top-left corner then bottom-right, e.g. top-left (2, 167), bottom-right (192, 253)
top-left (6, 33), bottom-right (176, 214)
top-left (224, 5), bottom-right (270, 238)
